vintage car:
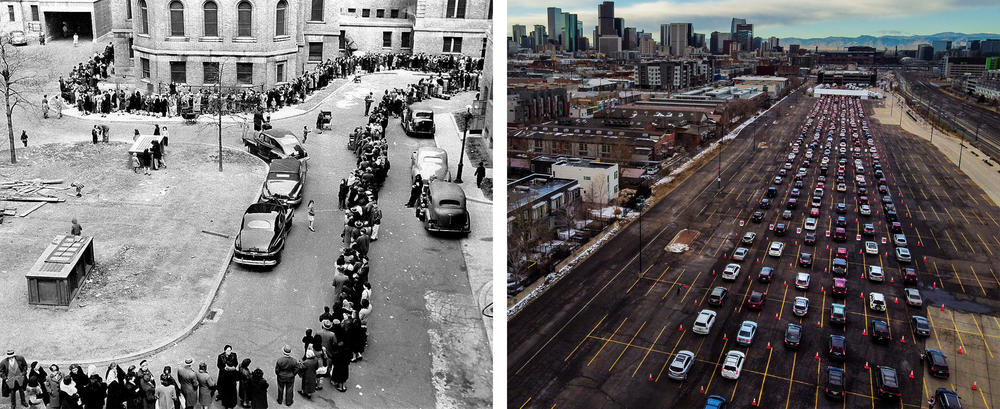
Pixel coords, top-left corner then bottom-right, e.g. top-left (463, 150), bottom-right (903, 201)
top-left (402, 109), bottom-right (435, 137)
top-left (242, 128), bottom-right (307, 163)
top-left (410, 146), bottom-right (450, 183)
top-left (416, 181), bottom-right (470, 235)
top-left (259, 158), bottom-right (308, 206)
top-left (9, 30), bottom-right (28, 46)
top-left (233, 202), bottom-right (294, 266)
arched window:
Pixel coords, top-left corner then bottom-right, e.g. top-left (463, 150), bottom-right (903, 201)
top-left (169, 1), bottom-right (184, 36)
top-left (237, 1), bottom-right (252, 37)
top-left (138, 0), bottom-right (148, 34)
top-left (203, 1), bottom-right (218, 37)
top-left (275, 0), bottom-right (287, 36)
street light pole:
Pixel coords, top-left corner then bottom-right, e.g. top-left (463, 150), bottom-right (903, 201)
top-left (637, 198), bottom-right (645, 275)
top-left (453, 105), bottom-right (472, 183)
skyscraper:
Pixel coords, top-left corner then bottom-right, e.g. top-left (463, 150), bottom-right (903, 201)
top-left (730, 18), bottom-right (746, 35)
top-left (512, 24), bottom-right (527, 47)
top-left (668, 23), bottom-right (690, 56)
top-left (660, 24), bottom-right (670, 46)
top-left (734, 23), bottom-right (753, 51)
top-left (563, 13), bottom-right (578, 52)
top-left (624, 27), bottom-right (637, 50)
top-left (614, 18), bottom-right (624, 38)
top-left (532, 25), bottom-right (547, 49)
top-left (598, 1), bottom-right (615, 37)
top-left (547, 7), bottom-right (564, 46)
top-left (710, 31), bottom-right (720, 54)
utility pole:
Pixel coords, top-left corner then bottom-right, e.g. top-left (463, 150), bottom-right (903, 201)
top-left (217, 62), bottom-right (223, 172)
top-left (636, 197), bottom-right (645, 276)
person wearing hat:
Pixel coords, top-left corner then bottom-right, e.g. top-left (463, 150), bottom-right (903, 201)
top-left (194, 363), bottom-right (215, 409)
top-left (154, 375), bottom-right (176, 409)
top-left (176, 360), bottom-right (198, 409)
top-left (328, 342), bottom-right (352, 393)
top-left (1, 349), bottom-right (29, 408)
top-left (317, 321), bottom-right (338, 381)
top-left (296, 350), bottom-right (319, 399)
top-left (273, 346), bottom-right (299, 406)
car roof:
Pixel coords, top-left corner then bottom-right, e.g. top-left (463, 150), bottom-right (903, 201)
top-left (268, 157), bottom-right (301, 174)
top-left (428, 181), bottom-right (467, 202)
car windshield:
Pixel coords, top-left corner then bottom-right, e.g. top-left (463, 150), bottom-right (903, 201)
top-left (265, 179), bottom-right (298, 194)
top-left (438, 199), bottom-right (462, 207)
top-left (415, 112), bottom-right (433, 119)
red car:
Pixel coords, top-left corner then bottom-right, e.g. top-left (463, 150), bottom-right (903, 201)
top-left (746, 291), bottom-right (766, 310)
top-left (810, 207), bottom-right (820, 217)
top-left (832, 278), bottom-right (847, 296)
top-left (833, 228), bottom-right (847, 242)
top-left (835, 247), bottom-right (848, 259)
top-left (903, 268), bottom-right (919, 284)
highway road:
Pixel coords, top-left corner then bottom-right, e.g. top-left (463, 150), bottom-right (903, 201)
top-left (508, 88), bottom-right (1000, 409)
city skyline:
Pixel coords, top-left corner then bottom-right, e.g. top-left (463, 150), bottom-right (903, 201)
top-left (508, 0), bottom-right (1000, 42)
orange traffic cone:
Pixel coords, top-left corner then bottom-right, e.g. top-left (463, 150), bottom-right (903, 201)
top-left (958, 346), bottom-right (963, 354)
top-left (694, 300), bottom-right (698, 305)
top-left (775, 313), bottom-right (779, 320)
top-left (863, 328), bottom-right (867, 336)
top-left (894, 297), bottom-right (898, 304)
top-left (723, 333), bottom-right (728, 341)
top-left (649, 374), bottom-right (653, 381)
top-left (766, 342), bottom-right (771, 349)
top-left (864, 361), bottom-right (869, 369)
top-left (679, 324), bottom-right (684, 331)
top-left (909, 370), bottom-right (914, 379)
top-left (890, 277), bottom-right (894, 283)
top-left (700, 385), bottom-right (705, 393)
top-left (815, 352), bottom-right (820, 359)
top-left (933, 282), bottom-right (936, 289)
top-left (973, 381), bottom-right (978, 390)
top-left (752, 398), bottom-right (757, 406)
top-left (900, 336), bottom-right (906, 343)
top-left (941, 304), bottom-right (946, 311)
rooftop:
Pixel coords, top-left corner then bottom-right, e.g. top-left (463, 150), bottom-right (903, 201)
top-left (734, 75), bottom-right (789, 81)
top-left (507, 174), bottom-right (580, 213)
top-left (552, 158), bottom-right (618, 169)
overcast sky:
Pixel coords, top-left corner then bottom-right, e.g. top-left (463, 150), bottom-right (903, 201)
top-left (508, 0), bottom-right (1000, 42)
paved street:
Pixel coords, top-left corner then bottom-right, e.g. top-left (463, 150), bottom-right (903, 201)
top-left (508, 86), bottom-right (1000, 408)
top-left (1, 39), bottom-right (491, 409)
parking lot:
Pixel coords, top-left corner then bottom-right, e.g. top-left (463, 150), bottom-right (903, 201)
top-left (510, 89), bottom-right (1000, 409)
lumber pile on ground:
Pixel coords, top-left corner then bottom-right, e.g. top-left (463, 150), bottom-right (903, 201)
top-left (0, 179), bottom-right (68, 203)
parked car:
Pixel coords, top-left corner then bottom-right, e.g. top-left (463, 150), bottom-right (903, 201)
top-left (784, 323), bottom-right (802, 349)
top-left (736, 321), bottom-right (758, 346)
top-left (923, 349), bottom-right (950, 378)
top-left (8, 30), bottom-right (27, 46)
top-left (417, 181), bottom-right (471, 235)
top-left (259, 158), bottom-right (308, 206)
top-left (757, 267), bottom-right (773, 283)
top-left (401, 108), bottom-right (435, 137)
top-left (732, 247), bottom-right (749, 261)
top-left (708, 287), bottom-right (728, 306)
top-left (825, 366), bottom-right (845, 400)
top-left (934, 388), bottom-right (963, 409)
top-left (243, 128), bottom-right (307, 163)
top-left (720, 351), bottom-right (745, 379)
top-left (874, 366), bottom-right (902, 400)
top-left (703, 395), bottom-right (728, 409)
top-left (869, 292), bottom-right (886, 311)
top-left (905, 288), bottom-right (923, 307)
top-left (693, 310), bottom-right (717, 335)
top-left (795, 272), bottom-right (811, 289)
top-left (911, 315), bottom-right (931, 337)
top-left (792, 296), bottom-right (809, 316)
top-left (746, 291), bottom-right (765, 310)
top-left (871, 319), bottom-right (891, 343)
top-left (411, 147), bottom-right (451, 183)
top-left (830, 303), bottom-right (847, 325)
top-left (722, 263), bottom-right (741, 281)
top-left (233, 202), bottom-right (294, 266)
top-left (828, 335), bottom-right (847, 362)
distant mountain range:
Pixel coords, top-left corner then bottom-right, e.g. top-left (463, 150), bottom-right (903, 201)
top-left (779, 32), bottom-right (999, 51)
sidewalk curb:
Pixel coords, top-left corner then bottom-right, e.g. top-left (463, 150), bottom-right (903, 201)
top-left (43, 144), bottom-right (267, 366)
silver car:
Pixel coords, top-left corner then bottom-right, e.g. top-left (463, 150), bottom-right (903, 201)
top-left (410, 147), bottom-right (450, 183)
top-left (667, 350), bottom-right (695, 380)
top-left (904, 288), bottom-right (923, 307)
top-left (736, 321), bottom-right (758, 346)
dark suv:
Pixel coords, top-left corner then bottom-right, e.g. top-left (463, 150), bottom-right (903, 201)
top-left (871, 320), bottom-right (890, 343)
top-left (935, 388), bottom-right (963, 409)
top-left (708, 287), bottom-right (728, 306)
top-left (827, 335), bottom-right (846, 362)
top-left (784, 323), bottom-right (802, 349)
top-left (874, 366), bottom-right (902, 400)
top-left (924, 349), bottom-right (950, 378)
top-left (825, 366), bottom-right (845, 400)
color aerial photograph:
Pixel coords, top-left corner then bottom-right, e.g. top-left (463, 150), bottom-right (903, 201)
top-left (0, 0), bottom-right (493, 408)
top-left (506, 0), bottom-right (1000, 407)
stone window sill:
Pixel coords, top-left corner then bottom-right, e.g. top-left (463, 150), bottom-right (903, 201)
top-left (233, 37), bottom-right (256, 43)
top-left (165, 36), bottom-right (189, 42)
top-left (199, 36), bottom-right (223, 42)
top-left (273, 35), bottom-right (291, 42)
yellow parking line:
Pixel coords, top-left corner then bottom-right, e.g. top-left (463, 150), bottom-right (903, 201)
top-left (978, 233), bottom-right (994, 256)
top-left (927, 311), bottom-right (943, 350)
top-left (646, 267), bottom-right (675, 297)
top-left (913, 226), bottom-right (923, 246)
top-left (946, 263), bottom-right (966, 294)
top-left (677, 271), bottom-right (702, 304)
top-left (959, 209), bottom-right (971, 225)
top-left (565, 315), bottom-right (608, 361)
top-left (733, 208), bottom-right (744, 225)
top-left (779, 284), bottom-right (789, 320)
top-left (971, 315), bottom-right (993, 359)
top-left (711, 234), bottom-right (728, 258)
top-left (609, 321), bottom-right (646, 371)
top-left (632, 325), bottom-right (667, 378)
top-left (586, 317), bottom-right (628, 366)
top-left (519, 398), bottom-right (531, 409)
top-left (756, 345), bottom-right (774, 407)
top-left (654, 330), bottom-right (688, 382)
top-left (969, 266), bottom-right (987, 297)
top-left (785, 352), bottom-right (798, 409)
top-left (928, 228), bottom-right (941, 248)
top-left (550, 403), bottom-right (556, 409)
top-left (703, 338), bottom-right (729, 394)
top-left (978, 387), bottom-right (992, 409)
top-left (625, 264), bottom-right (656, 294)
top-left (944, 231), bottom-right (959, 252)
top-left (947, 310), bottom-right (967, 357)
top-left (960, 231), bottom-right (975, 254)
top-left (990, 267), bottom-right (1000, 287)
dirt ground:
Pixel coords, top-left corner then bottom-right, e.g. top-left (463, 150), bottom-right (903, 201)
top-left (0, 141), bottom-right (265, 361)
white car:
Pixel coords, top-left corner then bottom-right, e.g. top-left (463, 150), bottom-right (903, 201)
top-left (792, 296), bottom-right (810, 316)
top-left (795, 272), bottom-right (811, 290)
top-left (720, 350), bottom-right (746, 380)
top-left (722, 263), bottom-right (741, 281)
top-left (667, 350), bottom-right (695, 380)
top-left (804, 217), bottom-right (817, 231)
top-left (896, 247), bottom-right (912, 262)
top-left (904, 288), bottom-right (923, 307)
top-left (865, 241), bottom-right (879, 255)
top-left (736, 321), bottom-right (758, 346)
top-left (692, 309), bottom-right (717, 335)
top-left (732, 247), bottom-right (750, 261)
top-left (836, 183), bottom-right (847, 192)
top-left (768, 241), bottom-right (784, 257)
top-left (860, 204), bottom-right (871, 216)
top-left (868, 265), bottom-right (884, 282)
top-left (893, 234), bottom-right (907, 247)
top-left (869, 292), bottom-right (886, 311)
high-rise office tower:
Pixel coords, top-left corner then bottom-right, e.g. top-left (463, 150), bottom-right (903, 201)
top-left (730, 18), bottom-right (746, 35)
top-left (668, 23), bottom-right (690, 56)
top-left (512, 24), bottom-right (527, 47)
top-left (660, 24), bottom-right (670, 46)
top-left (547, 7), bottom-right (564, 46)
top-left (614, 18), bottom-right (624, 38)
top-left (598, 1), bottom-right (615, 36)
top-left (563, 12), bottom-right (578, 52)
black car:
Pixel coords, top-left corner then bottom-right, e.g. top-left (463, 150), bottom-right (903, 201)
top-left (804, 232), bottom-right (817, 246)
top-left (401, 109), bottom-right (435, 137)
top-left (886, 209), bottom-right (898, 222)
top-left (825, 366), bottom-right (845, 400)
top-left (874, 366), bottom-right (902, 400)
top-left (836, 202), bottom-right (846, 213)
top-left (903, 268), bottom-right (919, 284)
top-left (835, 216), bottom-right (847, 227)
top-left (786, 199), bottom-right (798, 209)
top-left (924, 349), bottom-right (950, 378)
top-left (708, 286), bottom-right (728, 306)
top-left (751, 211), bottom-right (764, 223)
top-left (760, 198), bottom-right (771, 209)
top-left (784, 323), bottom-right (802, 349)
top-left (911, 316), bottom-right (931, 337)
top-left (871, 320), bottom-right (890, 343)
top-left (754, 267), bottom-right (772, 284)
top-left (766, 187), bottom-right (777, 197)
top-left (798, 252), bottom-right (812, 268)
top-left (242, 128), bottom-right (306, 163)
top-left (775, 223), bottom-right (787, 236)
top-left (259, 158), bottom-right (308, 206)
top-left (832, 258), bottom-right (847, 275)
top-left (935, 388), bottom-right (963, 409)
top-left (827, 335), bottom-right (846, 362)
top-left (233, 202), bottom-right (295, 266)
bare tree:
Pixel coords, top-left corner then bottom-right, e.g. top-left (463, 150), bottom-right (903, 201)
top-left (195, 60), bottom-right (254, 171)
top-left (507, 206), bottom-right (551, 284)
top-left (0, 34), bottom-right (49, 163)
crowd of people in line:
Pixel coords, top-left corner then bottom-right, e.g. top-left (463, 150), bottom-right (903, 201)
top-left (54, 43), bottom-right (483, 119)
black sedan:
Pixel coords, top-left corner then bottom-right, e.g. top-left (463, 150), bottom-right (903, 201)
top-left (233, 202), bottom-right (294, 266)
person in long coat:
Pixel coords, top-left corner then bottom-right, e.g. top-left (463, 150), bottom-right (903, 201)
top-left (247, 369), bottom-right (267, 409)
top-left (194, 364), bottom-right (214, 409)
top-left (236, 359), bottom-right (251, 408)
top-left (123, 374), bottom-right (140, 409)
top-left (297, 350), bottom-right (319, 398)
top-left (216, 346), bottom-right (239, 409)
top-left (138, 373), bottom-right (156, 409)
top-left (105, 373), bottom-right (126, 409)
top-left (176, 361), bottom-right (198, 409)
top-left (81, 374), bottom-right (105, 409)
top-left (45, 365), bottom-right (63, 409)
top-left (329, 342), bottom-right (352, 392)
top-left (154, 376), bottom-right (177, 409)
